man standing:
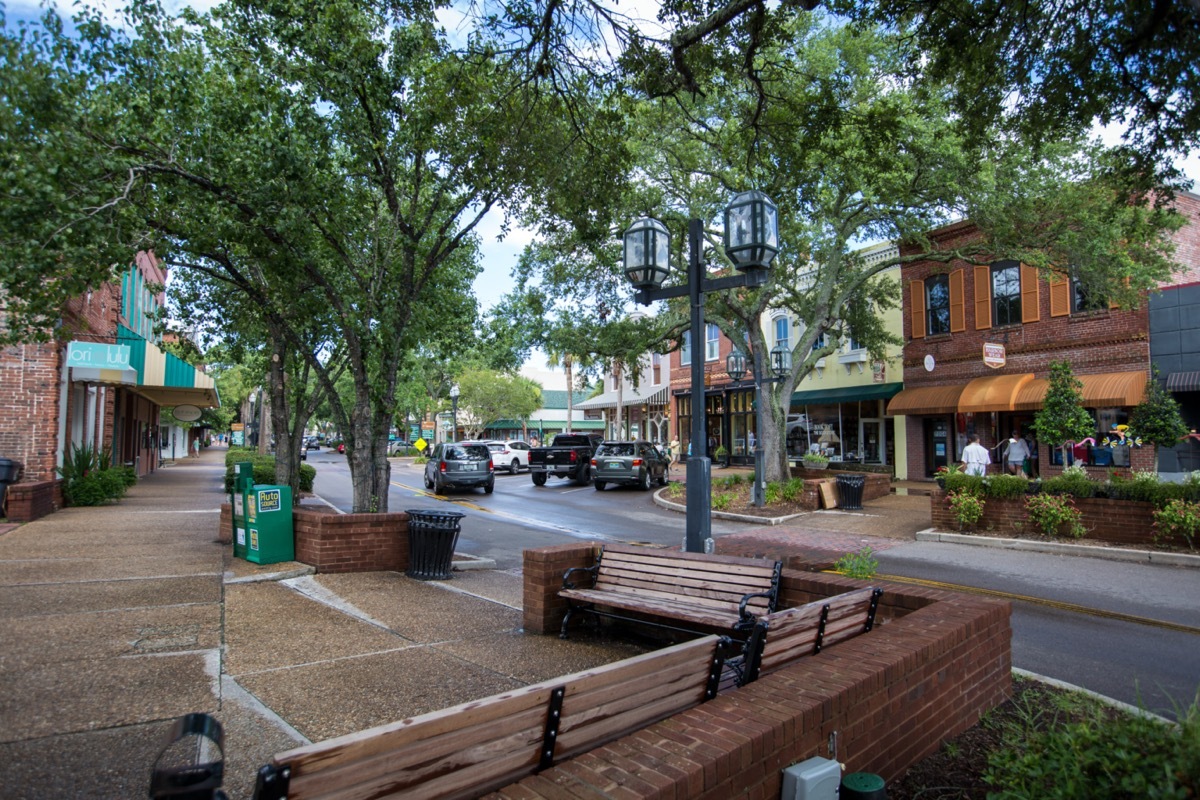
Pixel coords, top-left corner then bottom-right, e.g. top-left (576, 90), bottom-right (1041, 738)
top-left (961, 434), bottom-right (991, 476)
top-left (1003, 431), bottom-right (1030, 475)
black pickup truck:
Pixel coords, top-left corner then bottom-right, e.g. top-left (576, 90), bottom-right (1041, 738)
top-left (528, 433), bottom-right (603, 486)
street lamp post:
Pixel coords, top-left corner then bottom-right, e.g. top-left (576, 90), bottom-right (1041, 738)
top-left (623, 192), bottom-right (779, 553)
top-left (449, 384), bottom-right (460, 443)
top-left (727, 342), bottom-right (792, 506)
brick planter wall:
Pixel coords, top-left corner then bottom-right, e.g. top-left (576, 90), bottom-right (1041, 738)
top-left (783, 470), bottom-right (892, 510)
top-left (219, 503), bottom-right (410, 572)
top-left (5, 480), bottom-right (63, 522)
top-left (931, 488), bottom-right (1158, 546)
top-left (511, 547), bottom-right (1012, 798)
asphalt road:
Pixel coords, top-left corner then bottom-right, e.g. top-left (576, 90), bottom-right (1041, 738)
top-left (307, 449), bottom-right (1200, 718)
top-left (307, 449), bottom-right (758, 568)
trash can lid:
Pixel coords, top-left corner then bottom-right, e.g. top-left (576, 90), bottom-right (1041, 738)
top-left (405, 508), bottom-right (466, 519)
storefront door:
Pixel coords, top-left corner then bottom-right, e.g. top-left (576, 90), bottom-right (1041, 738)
top-left (924, 417), bottom-right (951, 475)
top-left (861, 419), bottom-right (883, 464)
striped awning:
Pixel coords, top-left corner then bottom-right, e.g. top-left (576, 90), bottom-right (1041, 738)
top-left (1166, 372), bottom-right (1200, 392)
top-left (1014, 371), bottom-right (1148, 411)
top-left (886, 384), bottom-right (965, 415)
top-left (958, 373), bottom-right (1035, 413)
top-left (575, 385), bottom-right (670, 411)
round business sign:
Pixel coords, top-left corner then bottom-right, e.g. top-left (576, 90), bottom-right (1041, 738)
top-left (173, 404), bottom-right (202, 422)
top-left (923, 354), bottom-right (936, 372)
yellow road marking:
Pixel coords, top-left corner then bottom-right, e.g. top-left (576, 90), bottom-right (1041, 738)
top-left (857, 572), bottom-right (1200, 636)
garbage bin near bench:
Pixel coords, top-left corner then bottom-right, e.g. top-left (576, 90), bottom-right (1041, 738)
top-left (835, 473), bottom-right (866, 510)
top-left (0, 458), bottom-right (22, 517)
top-left (405, 509), bottom-right (465, 580)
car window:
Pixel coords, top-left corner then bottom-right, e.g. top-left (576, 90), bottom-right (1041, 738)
top-left (446, 444), bottom-right (490, 460)
top-left (598, 443), bottom-right (636, 457)
top-left (487, 444), bottom-right (505, 453)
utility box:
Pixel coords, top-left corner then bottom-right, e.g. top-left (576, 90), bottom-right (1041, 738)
top-left (230, 462), bottom-right (255, 559)
top-left (244, 484), bottom-right (295, 565)
top-left (781, 756), bottom-right (841, 800)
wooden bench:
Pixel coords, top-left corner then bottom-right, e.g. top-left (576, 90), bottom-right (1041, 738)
top-left (252, 635), bottom-right (729, 800)
top-left (558, 544), bottom-right (782, 640)
top-left (732, 586), bottom-right (883, 687)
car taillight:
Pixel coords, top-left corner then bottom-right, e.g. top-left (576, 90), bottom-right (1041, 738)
top-left (569, 451), bottom-right (577, 462)
top-left (439, 461), bottom-right (447, 472)
top-left (632, 458), bottom-right (643, 467)
top-left (590, 459), bottom-right (598, 466)
top-left (488, 460), bottom-right (495, 472)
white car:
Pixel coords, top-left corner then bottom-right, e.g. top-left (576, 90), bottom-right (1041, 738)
top-left (484, 440), bottom-right (532, 474)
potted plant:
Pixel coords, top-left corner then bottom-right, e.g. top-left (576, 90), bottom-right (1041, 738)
top-left (802, 452), bottom-right (830, 470)
top-left (714, 444), bottom-right (729, 467)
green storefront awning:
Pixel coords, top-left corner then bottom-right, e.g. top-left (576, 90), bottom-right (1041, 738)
top-left (791, 382), bottom-right (904, 407)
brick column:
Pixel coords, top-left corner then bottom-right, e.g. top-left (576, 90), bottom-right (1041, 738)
top-left (522, 543), bottom-right (599, 635)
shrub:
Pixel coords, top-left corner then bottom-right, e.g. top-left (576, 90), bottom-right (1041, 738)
top-left (764, 482), bottom-right (783, 505)
top-left (802, 453), bottom-right (830, 468)
top-left (63, 473), bottom-right (111, 506)
top-left (1041, 473), bottom-right (1096, 498)
top-left (666, 482), bottom-right (685, 499)
top-left (1153, 499), bottom-right (1200, 551)
top-left (781, 478), bottom-right (804, 503)
top-left (712, 491), bottom-right (735, 511)
top-left (96, 469), bottom-right (128, 500)
top-left (115, 467), bottom-right (138, 488)
top-left (1025, 493), bottom-right (1086, 538)
top-left (833, 546), bottom-right (878, 579)
top-left (947, 490), bottom-right (986, 529)
top-left (943, 471), bottom-right (986, 496)
top-left (985, 692), bottom-right (1200, 799)
top-left (986, 473), bottom-right (1030, 499)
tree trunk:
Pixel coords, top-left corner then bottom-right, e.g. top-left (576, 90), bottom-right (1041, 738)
top-left (565, 356), bottom-right (574, 433)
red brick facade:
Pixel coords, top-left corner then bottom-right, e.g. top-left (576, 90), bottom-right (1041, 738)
top-left (513, 544), bottom-right (1012, 798)
top-left (897, 221), bottom-right (1155, 479)
top-left (220, 504), bottom-right (411, 573)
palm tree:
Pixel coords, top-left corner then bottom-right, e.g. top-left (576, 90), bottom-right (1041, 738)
top-left (545, 349), bottom-right (576, 433)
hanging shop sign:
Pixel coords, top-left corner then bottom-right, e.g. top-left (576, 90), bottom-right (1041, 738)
top-left (983, 343), bottom-right (1007, 369)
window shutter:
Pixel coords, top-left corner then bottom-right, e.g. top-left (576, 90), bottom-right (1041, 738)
top-left (910, 280), bottom-right (926, 339)
top-left (949, 269), bottom-right (966, 332)
top-left (974, 265), bottom-right (991, 329)
top-left (1049, 272), bottom-right (1070, 317)
top-left (1021, 264), bottom-right (1040, 323)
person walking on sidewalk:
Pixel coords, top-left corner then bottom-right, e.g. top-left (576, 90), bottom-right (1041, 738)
top-left (961, 434), bottom-right (991, 476)
top-left (192, 437), bottom-right (201, 459)
top-left (1002, 431), bottom-right (1030, 475)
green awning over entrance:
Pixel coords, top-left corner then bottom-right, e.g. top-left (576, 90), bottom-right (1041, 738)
top-left (790, 382), bottom-right (904, 407)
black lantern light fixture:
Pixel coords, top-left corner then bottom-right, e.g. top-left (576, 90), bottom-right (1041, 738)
top-left (769, 341), bottom-right (792, 379)
top-left (622, 192), bottom-right (780, 552)
top-left (623, 216), bottom-right (671, 291)
top-left (726, 349), bottom-right (748, 383)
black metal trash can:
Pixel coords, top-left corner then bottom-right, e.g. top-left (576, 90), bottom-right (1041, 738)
top-left (405, 509), bottom-right (465, 580)
top-left (0, 458), bottom-right (22, 517)
top-left (835, 473), bottom-right (866, 510)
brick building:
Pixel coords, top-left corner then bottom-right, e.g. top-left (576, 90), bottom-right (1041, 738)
top-left (889, 192), bottom-right (1200, 479)
top-left (0, 252), bottom-right (219, 521)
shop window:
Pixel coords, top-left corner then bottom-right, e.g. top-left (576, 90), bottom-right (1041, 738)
top-left (992, 261), bottom-right (1022, 326)
top-left (926, 275), bottom-right (951, 335)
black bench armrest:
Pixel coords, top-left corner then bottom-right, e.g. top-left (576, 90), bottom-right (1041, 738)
top-left (562, 564), bottom-right (599, 590)
top-left (737, 591), bottom-right (776, 625)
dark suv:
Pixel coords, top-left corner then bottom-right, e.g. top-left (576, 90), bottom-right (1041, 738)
top-left (424, 443), bottom-right (495, 494)
top-left (590, 440), bottom-right (670, 491)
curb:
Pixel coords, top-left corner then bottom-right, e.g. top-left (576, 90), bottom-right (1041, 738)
top-left (651, 487), bottom-right (808, 525)
top-left (225, 564), bottom-right (317, 584)
top-left (453, 553), bottom-right (497, 571)
top-left (915, 529), bottom-right (1200, 568)
top-left (1013, 668), bottom-right (1176, 726)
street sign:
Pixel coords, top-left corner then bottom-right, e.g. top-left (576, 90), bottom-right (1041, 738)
top-left (415, 438), bottom-right (428, 452)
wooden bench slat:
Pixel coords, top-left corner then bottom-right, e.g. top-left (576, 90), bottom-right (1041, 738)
top-left (597, 551), bottom-right (778, 581)
top-left (274, 636), bottom-right (723, 800)
top-left (595, 566), bottom-right (775, 599)
top-left (600, 544), bottom-right (779, 573)
top-left (753, 588), bottom-right (879, 679)
top-left (559, 589), bottom-right (748, 627)
top-left (587, 576), bottom-right (770, 612)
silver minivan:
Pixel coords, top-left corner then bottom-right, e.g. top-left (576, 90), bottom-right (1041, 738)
top-left (424, 443), bottom-right (495, 494)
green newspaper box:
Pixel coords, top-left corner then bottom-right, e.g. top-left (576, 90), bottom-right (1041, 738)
top-left (230, 461), bottom-right (255, 559)
top-left (244, 484), bottom-right (295, 564)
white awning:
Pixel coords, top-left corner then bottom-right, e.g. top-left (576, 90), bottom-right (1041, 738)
top-left (575, 385), bottom-right (670, 411)
top-left (72, 366), bottom-right (138, 386)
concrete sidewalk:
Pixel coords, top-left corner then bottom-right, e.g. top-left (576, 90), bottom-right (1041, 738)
top-left (0, 449), bottom-right (649, 799)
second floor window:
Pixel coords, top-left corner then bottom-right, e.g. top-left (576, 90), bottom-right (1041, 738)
top-left (992, 261), bottom-right (1022, 326)
top-left (1073, 277), bottom-right (1108, 313)
top-left (811, 330), bottom-right (827, 354)
top-left (652, 353), bottom-right (661, 384)
top-left (681, 331), bottom-right (691, 366)
top-left (926, 275), bottom-right (951, 335)
top-left (774, 316), bottom-right (790, 351)
top-left (706, 323), bottom-right (720, 361)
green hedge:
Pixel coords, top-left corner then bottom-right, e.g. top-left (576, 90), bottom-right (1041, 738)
top-left (224, 449), bottom-right (315, 493)
top-left (941, 470), bottom-right (1200, 507)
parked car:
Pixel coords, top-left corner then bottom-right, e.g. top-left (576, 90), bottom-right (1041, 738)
top-left (483, 440), bottom-right (532, 474)
top-left (387, 439), bottom-right (410, 456)
top-left (590, 440), bottom-right (671, 491)
top-left (528, 433), bottom-right (603, 486)
top-left (424, 442), bottom-right (495, 494)
top-left (305, 436), bottom-right (321, 451)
